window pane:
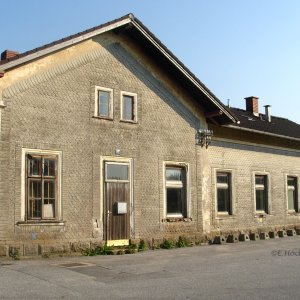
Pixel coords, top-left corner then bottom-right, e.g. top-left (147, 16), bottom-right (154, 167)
top-left (166, 168), bottom-right (182, 181)
top-left (288, 177), bottom-right (296, 187)
top-left (29, 156), bottom-right (41, 176)
top-left (123, 95), bottom-right (134, 120)
top-left (255, 175), bottom-right (265, 185)
top-left (99, 91), bottom-right (109, 116)
top-left (288, 189), bottom-right (295, 210)
top-left (217, 188), bottom-right (230, 212)
top-left (28, 180), bottom-right (42, 218)
top-left (106, 164), bottom-right (128, 180)
top-left (167, 188), bottom-right (182, 215)
top-left (43, 158), bottom-right (56, 176)
top-left (256, 189), bottom-right (266, 211)
top-left (29, 180), bottom-right (41, 198)
top-left (217, 173), bottom-right (229, 184)
top-left (43, 181), bottom-right (55, 218)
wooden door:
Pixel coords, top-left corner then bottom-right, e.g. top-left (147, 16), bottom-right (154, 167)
top-left (104, 162), bottom-right (130, 243)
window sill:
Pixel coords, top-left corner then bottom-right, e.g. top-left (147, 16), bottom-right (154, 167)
top-left (216, 212), bottom-right (235, 219)
top-left (120, 119), bottom-right (137, 124)
top-left (92, 116), bottom-right (113, 121)
top-left (162, 217), bottom-right (192, 223)
top-left (255, 211), bottom-right (268, 216)
top-left (287, 210), bottom-right (300, 216)
top-left (17, 221), bottom-right (65, 226)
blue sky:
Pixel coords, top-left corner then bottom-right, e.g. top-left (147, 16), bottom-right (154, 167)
top-left (1, 0), bottom-right (300, 123)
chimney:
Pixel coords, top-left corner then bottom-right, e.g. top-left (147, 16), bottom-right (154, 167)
top-left (1, 50), bottom-right (19, 61)
top-left (264, 105), bottom-right (271, 122)
top-left (245, 96), bottom-right (259, 116)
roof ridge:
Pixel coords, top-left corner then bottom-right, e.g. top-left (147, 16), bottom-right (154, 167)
top-left (0, 13), bottom-right (133, 66)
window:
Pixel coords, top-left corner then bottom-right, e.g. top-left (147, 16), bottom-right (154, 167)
top-left (120, 91), bottom-right (137, 122)
top-left (165, 166), bottom-right (187, 217)
top-left (21, 149), bottom-right (62, 222)
top-left (216, 172), bottom-right (231, 214)
top-left (95, 86), bottom-right (113, 119)
top-left (287, 176), bottom-right (298, 211)
top-left (255, 175), bottom-right (268, 213)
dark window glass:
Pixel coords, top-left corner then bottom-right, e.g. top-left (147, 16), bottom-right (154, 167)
top-left (166, 166), bottom-right (186, 217)
top-left (288, 177), bottom-right (297, 211)
top-left (167, 188), bottom-right (182, 214)
top-left (29, 157), bottom-right (41, 176)
top-left (216, 172), bottom-right (231, 213)
top-left (99, 91), bottom-right (110, 117)
top-left (28, 180), bottom-right (42, 219)
top-left (123, 95), bottom-right (134, 121)
top-left (217, 173), bottom-right (229, 184)
top-left (255, 175), bottom-right (265, 185)
top-left (255, 175), bottom-right (268, 212)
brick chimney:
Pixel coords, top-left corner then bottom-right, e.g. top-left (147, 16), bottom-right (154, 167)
top-left (245, 96), bottom-right (259, 116)
top-left (1, 50), bottom-right (19, 61)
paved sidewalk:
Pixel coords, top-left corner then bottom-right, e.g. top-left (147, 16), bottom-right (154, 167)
top-left (1, 236), bottom-right (300, 299)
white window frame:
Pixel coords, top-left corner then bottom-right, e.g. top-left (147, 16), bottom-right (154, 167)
top-left (163, 161), bottom-right (189, 218)
top-left (94, 86), bottom-right (113, 119)
top-left (120, 91), bottom-right (137, 123)
top-left (286, 175), bottom-right (298, 213)
top-left (21, 148), bottom-right (62, 222)
top-left (215, 170), bottom-right (233, 215)
top-left (254, 172), bottom-right (270, 214)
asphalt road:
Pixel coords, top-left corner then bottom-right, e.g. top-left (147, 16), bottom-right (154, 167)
top-left (1, 236), bottom-right (300, 299)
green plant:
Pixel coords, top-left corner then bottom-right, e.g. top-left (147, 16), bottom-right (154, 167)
top-left (138, 239), bottom-right (147, 252)
top-left (175, 236), bottom-right (188, 248)
top-left (82, 244), bottom-right (114, 256)
top-left (41, 253), bottom-right (50, 259)
top-left (9, 248), bottom-right (20, 260)
top-left (160, 239), bottom-right (174, 249)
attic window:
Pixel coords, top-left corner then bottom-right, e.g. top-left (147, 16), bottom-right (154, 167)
top-left (95, 86), bottom-right (113, 119)
top-left (120, 91), bottom-right (137, 123)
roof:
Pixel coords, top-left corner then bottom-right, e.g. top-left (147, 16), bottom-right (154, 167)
top-left (0, 13), bottom-right (237, 125)
top-left (226, 107), bottom-right (300, 141)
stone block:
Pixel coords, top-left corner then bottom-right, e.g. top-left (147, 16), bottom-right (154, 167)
top-left (269, 231), bottom-right (279, 239)
top-left (71, 242), bottom-right (90, 252)
top-left (227, 234), bottom-right (239, 243)
top-left (278, 230), bottom-right (287, 238)
top-left (213, 235), bottom-right (226, 245)
top-left (239, 233), bottom-right (250, 242)
top-left (295, 228), bottom-right (300, 235)
top-left (287, 229), bottom-right (297, 236)
top-left (249, 233), bottom-right (259, 241)
top-left (0, 245), bottom-right (8, 256)
top-left (24, 244), bottom-right (39, 256)
top-left (259, 232), bottom-right (269, 240)
top-left (40, 243), bottom-right (70, 254)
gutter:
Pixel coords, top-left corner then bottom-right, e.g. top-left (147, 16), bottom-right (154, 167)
top-left (225, 124), bottom-right (300, 142)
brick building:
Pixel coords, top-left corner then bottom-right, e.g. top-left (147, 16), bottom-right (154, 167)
top-left (0, 14), bottom-right (299, 256)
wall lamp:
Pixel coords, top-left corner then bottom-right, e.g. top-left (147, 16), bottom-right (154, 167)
top-left (196, 129), bottom-right (213, 148)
